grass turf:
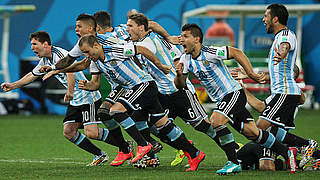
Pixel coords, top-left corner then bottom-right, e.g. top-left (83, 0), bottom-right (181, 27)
top-left (0, 109), bottom-right (319, 179)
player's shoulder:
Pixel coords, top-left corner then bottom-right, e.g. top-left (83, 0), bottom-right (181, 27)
top-left (52, 46), bottom-right (68, 58)
top-left (201, 45), bottom-right (218, 55)
top-left (280, 29), bottom-right (296, 38)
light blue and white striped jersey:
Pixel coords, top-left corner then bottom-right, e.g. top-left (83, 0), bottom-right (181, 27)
top-left (32, 46), bottom-right (101, 106)
top-left (89, 44), bottom-right (153, 89)
top-left (69, 33), bottom-right (125, 58)
top-left (135, 32), bottom-right (195, 95)
top-left (114, 24), bottom-right (130, 41)
top-left (268, 29), bottom-right (300, 95)
top-left (180, 45), bottom-right (241, 102)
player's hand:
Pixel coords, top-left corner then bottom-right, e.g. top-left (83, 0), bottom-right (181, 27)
top-left (64, 92), bottom-right (74, 102)
top-left (39, 65), bottom-right (52, 73)
top-left (250, 72), bottom-right (266, 84)
top-left (175, 62), bottom-right (184, 76)
top-left (1, 83), bottom-right (13, 92)
top-left (160, 65), bottom-right (172, 74)
top-left (272, 46), bottom-right (282, 65)
top-left (230, 67), bottom-right (248, 80)
top-left (78, 80), bottom-right (87, 89)
top-left (42, 70), bottom-right (58, 81)
top-left (167, 36), bottom-right (181, 45)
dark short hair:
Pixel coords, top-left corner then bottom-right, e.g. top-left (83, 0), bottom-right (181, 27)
top-left (128, 13), bottom-right (149, 31)
top-left (79, 34), bottom-right (98, 48)
top-left (182, 23), bottom-right (203, 43)
top-left (30, 31), bottom-right (51, 45)
top-left (93, 11), bottom-right (111, 29)
top-left (267, 4), bottom-right (288, 26)
top-left (76, 13), bottom-right (97, 32)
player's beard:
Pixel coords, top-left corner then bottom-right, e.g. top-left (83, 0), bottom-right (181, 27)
top-left (267, 22), bottom-right (275, 34)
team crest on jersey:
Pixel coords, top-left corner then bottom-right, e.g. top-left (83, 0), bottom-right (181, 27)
top-left (218, 50), bottom-right (225, 56)
top-left (110, 60), bottom-right (117, 66)
top-left (203, 60), bottom-right (209, 66)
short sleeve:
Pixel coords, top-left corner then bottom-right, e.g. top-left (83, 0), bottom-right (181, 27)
top-left (68, 40), bottom-right (83, 58)
top-left (179, 54), bottom-right (189, 74)
top-left (278, 30), bottom-right (296, 51)
top-left (206, 46), bottom-right (229, 60)
top-left (32, 59), bottom-right (46, 76)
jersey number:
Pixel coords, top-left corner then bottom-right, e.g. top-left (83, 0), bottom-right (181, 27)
top-left (188, 108), bottom-right (195, 118)
top-left (262, 106), bottom-right (271, 116)
top-left (82, 111), bottom-right (89, 122)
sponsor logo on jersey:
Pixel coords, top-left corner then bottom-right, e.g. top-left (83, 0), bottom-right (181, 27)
top-left (125, 49), bottom-right (133, 55)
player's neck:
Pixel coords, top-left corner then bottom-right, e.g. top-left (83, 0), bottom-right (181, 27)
top-left (273, 25), bottom-right (287, 35)
top-left (192, 44), bottom-right (202, 59)
top-left (46, 46), bottom-right (53, 62)
top-left (101, 27), bottom-right (113, 34)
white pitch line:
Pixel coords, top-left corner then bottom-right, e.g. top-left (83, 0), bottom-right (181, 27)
top-left (0, 159), bottom-right (86, 165)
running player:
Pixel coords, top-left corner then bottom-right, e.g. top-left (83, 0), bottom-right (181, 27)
top-left (237, 141), bottom-right (320, 171)
top-left (175, 23), bottom-right (297, 174)
top-left (258, 3), bottom-right (318, 169)
top-left (1, 31), bottom-right (112, 166)
top-left (126, 13), bottom-right (223, 167)
top-left (77, 34), bottom-right (205, 171)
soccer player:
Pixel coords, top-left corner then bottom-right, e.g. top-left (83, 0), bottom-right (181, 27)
top-left (237, 141), bottom-right (320, 171)
top-left (126, 13), bottom-right (220, 166)
top-left (1, 31), bottom-right (114, 166)
top-left (76, 34), bottom-right (205, 171)
top-left (175, 23), bottom-right (297, 174)
top-left (258, 3), bottom-right (318, 169)
top-left (40, 13), bottom-right (136, 166)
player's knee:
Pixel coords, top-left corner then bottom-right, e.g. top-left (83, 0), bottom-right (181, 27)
top-left (256, 119), bottom-right (269, 130)
top-left (84, 129), bottom-right (99, 139)
top-left (63, 127), bottom-right (77, 140)
top-left (210, 113), bottom-right (228, 128)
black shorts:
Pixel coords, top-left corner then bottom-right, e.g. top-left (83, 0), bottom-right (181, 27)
top-left (259, 94), bottom-right (300, 130)
top-left (63, 99), bottom-right (102, 126)
top-left (158, 88), bottom-right (207, 127)
top-left (118, 81), bottom-right (165, 124)
top-left (105, 85), bottom-right (126, 105)
top-left (214, 89), bottom-right (254, 133)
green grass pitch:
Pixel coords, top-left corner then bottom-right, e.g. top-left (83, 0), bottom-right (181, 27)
top-left (0, 109), bottom-right (319, 179)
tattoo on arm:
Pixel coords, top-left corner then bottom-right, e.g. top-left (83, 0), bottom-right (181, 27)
top-left (55, 55), bottom-right (76, 70)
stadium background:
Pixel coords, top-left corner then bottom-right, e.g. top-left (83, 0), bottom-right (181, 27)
top-left (0, 0), bottom-right (320, 113)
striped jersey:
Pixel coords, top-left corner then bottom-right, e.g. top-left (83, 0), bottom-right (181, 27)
top-left (180, 45), bottom-right (241, 102)
top-left (135, 32), bottom-right (196, 94)
top-left (89, 44), bottom-right (153, 89)
top-left (268, 29), bottom-right (300, 95)
top-left (32, 46), bottom-right (101, 106)
top-left (69, 26), bottom-right (128, 58)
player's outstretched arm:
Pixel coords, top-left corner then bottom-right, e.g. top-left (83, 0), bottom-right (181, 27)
top-left (42, 58), bottom-right (91, 81)
top-left (1, 72), bottom-right (38, 92)
top-left (228, 46), bottom-right (266, 84)
top-left (135, 45), bottom-right (171, 74)
top-left (64, 73), bottom-right (75, 102)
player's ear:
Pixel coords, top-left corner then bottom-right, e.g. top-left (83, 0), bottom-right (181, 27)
top-left (43, 41), bottom-right (49, 47)
top-left (272, 16), bottom-right (278, 24)
top-left (195, 36), bottom-right (200, 43)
